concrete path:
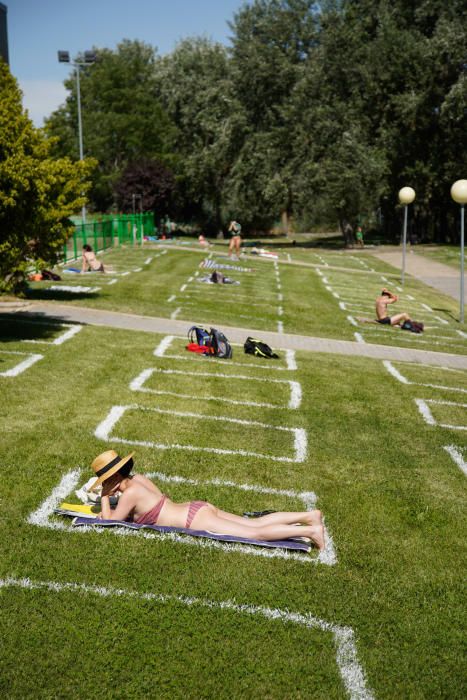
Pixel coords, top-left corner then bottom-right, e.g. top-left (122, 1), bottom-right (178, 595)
top-left (372, 248), bottom-right (465, 302)
top-left (11, 301), bottom-right (467, 370)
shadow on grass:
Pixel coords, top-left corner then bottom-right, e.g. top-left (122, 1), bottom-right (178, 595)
top-left (0, 312), bottom-right (85, 343)
top-left (25, 288), bottom-right (102, 303)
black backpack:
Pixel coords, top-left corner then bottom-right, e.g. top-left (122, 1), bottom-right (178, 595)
top-left (244, 337), bottom-right (279, 359)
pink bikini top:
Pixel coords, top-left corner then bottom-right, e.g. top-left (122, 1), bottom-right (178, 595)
top-left (134, 495), bottom-right (167, 525)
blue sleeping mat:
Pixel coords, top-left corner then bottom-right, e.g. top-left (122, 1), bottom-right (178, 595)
top-left (72, 516), bottom-right (311, 552)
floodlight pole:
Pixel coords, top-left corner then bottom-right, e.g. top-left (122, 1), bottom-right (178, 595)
top-left (58, 50), bottom-right (96, 225)
top-left (461, 205), bottom-right (465, 323)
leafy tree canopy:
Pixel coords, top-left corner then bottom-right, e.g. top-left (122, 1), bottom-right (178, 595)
top-left (0, 61), bottom-right (94, 291)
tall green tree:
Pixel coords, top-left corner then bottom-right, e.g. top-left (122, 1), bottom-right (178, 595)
top-left (46, 40), bottom-right (177, 211)
top-left (0, 61), bottom-right (94, 292)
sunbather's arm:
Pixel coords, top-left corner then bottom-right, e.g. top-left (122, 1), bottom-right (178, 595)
top-left (100, 489), bottom-right (137, 521)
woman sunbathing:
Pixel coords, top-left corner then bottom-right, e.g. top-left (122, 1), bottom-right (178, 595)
top-left (90, 450), bottom-right (325, 550)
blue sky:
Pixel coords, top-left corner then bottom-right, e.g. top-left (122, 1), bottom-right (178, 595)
top-left (7, 0), bottom-right (246, 125)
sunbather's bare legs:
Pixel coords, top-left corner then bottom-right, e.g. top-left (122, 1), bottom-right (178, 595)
top-left (192, 506), bottom-right (325, 550)
top-left (390, 312), bottom-right (410, 326)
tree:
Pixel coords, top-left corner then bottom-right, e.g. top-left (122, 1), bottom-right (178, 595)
top-left (46, 40), bottom-right (177, 211)
top-left (113, 159), bottom-right (176, 215)
top-left (0, 61), bottom-right (94, 291)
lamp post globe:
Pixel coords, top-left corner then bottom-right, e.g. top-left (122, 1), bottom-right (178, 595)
top-left (398, 187), bottom-right (416, 205)
top-left (451, 180), bottom-right (467, 205)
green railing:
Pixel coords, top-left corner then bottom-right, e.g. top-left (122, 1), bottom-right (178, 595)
top-left (63, 213), bottom-right (155, 263)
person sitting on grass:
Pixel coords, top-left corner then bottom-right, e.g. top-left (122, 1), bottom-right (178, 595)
top-left (375, 288), bottom-right (413, 328)
top-left (81, 244), bottom-right (105, 273)
top-left (89, 450), bottom-right (325, 550)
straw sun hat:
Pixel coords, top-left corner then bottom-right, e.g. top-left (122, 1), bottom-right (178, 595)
top-left (88, 450), bottom-right (134, 492)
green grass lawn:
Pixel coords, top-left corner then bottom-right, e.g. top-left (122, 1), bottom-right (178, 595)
top-left (24, 243), bottom-right (466, 355)
top-left (0, 301), bottom-right (466, 697)
top-left (414, 244), bottom-right (466, 269)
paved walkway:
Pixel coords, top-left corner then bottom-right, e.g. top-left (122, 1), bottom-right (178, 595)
top-left (372, 248), bottom-right (465, 302)
top-left (11, 302), bottom-right (467, 370)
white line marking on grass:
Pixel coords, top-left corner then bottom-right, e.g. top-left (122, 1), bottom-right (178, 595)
top-left (144, 257), bottom-right (153, 265)
top-left (278, 306), bottom-right (283, 316)
top-left (457, 330), bottom-right (467, 339)
top-left (21, 323), bottom-right (82, 346)
top-left (180, 284), bottom-right (187, 292)
top-left (154, 335), bottom-right (175, 356)
top-left (133, 267), bottom-right (143, 272)
top-left (194, 271), bottom-right (199, 277)
top-left (286, 350), bottom-right (297, 370)
top-left (29, 469), bottom-right (335, 565)
top-left (360, 330), bottom-right (465, 347)
top-left (316, 269), bottom-right (323, 277)
top-left (347, 316), bottom-right (358, 327)
top-left (27, 469), bottom-right (81, 529)
top-left (339, 302), bottom-right (347, 311)
top-left (383, 360), bottom-right (467, 393)
top-left (406, 294), bottom-right (415, 300)
top-left (130, 367), bottom-right (302, 409)
top-left (0, 351), bottom-right (44, 377)
top-left (434, 316), bottom-right (449, 325)
top-left (415, 399), bottom-right (467, 430)
top-left (421, 303), bottom-right (433, 311)
top-left (277, 321), bottom-right (284, 333)
top-left (278, 293), bottom-right (283, 301)
top-left (49, 285), bottom-right (100, 293)
top-left (167, 295), bottom-right (176, 303)
top-left (188, 277), bottom-right (194, 283)
top-left (121, 272), bottom-right (130, 277)
top-left (170, 307), bottom-right (181, 320)
top-left (107, 278), bottom-right (117, 285)
top-left (161, 250), bottom-right (167, 255)
top-left (95, 405), bottom-right (308, 463)
top-left (443, 445), bottom-right (467, 477)
top-left (380, 276), bottom-right (389, 283)
top-left (0, 577), bottom-right (373, 698)
top-left (354, 333), bottom-right (365, 344)
top-left (396, 286), bottom-right (403, 292)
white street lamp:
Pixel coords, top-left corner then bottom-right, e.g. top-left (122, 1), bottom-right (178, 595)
top-left (398, 187), bottom-right (416, 286)
top-left (58, 50), bottom-right (96, 224)
top-left (451, 179), bottom-right (467, 323)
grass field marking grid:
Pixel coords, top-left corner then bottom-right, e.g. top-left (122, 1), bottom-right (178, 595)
top-left (443, 445), bottom-right (467, 477)
top-left (179, 296), bottom-right (277, 310)
top-left (132, 267), bottom-right (143, 272)
top-left (415, 398), bottom-right (467, 430)
top-left (170, 308), bottom-right (181, 320)
top-left (0, 350), bottom-right (44, 377)
top-left (28, 470), bottom-right (331, 564)
top-left (129, 367), bottom-right (302, 409)
top-left (144, 257), bottom-right (153, 265)
top-left (434, 315), bottom-right (449, 325)
top-left (383, 361), bottom-right (467, 394)
top-left (107, 278), bottom-right (117, 286)
top-left (0, 577), bottom-right (373, 699)
top-left (347, 315), bottom-right (359, 327)
top-left (21, 323), bottom-right (83, 346)
top-left (354, 333), bottom-right (365, 344)
top-left (95, 404), bottom-right (308, 463)
top-left (48, 284), bottom-right (101, 293)
top-left (167, 294), bottom-right (176, 302)
top-left (153, 335), bottom-right (297, 371)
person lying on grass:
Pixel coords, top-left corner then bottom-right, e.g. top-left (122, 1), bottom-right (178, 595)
top-left (89, 450), bottom-right (325, 550)
top-left (375, 288), bottom-right (412, 327)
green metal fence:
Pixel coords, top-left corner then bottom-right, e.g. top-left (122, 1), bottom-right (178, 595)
top-left (63, 213), bottom-right (155, 263)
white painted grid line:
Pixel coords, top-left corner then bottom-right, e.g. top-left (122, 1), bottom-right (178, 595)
top-left (0, 576), bottom-right (372, 698)
top-left (354, 333), bottom-right (365, 344)
top-left (95, 404), bottom-right (308, 463)
top-left (0, 351), bottom-right (44, 377)
top-left (49, 284), bottom-right (101, 293)
top-left (167, 295), bottom-right (176, 303)
top-left (180, 284), bottom-right (187, 292)
top-left (415, 398), bottom-right (467, 430)
top-left (170, 307), bottom-right (181, 320)
top-left (107, 278), bottom-right (117, 285)
top-left (277, 321), bottom-right (284, 333)
top-left (383, 361), bottom-right (467, 393)
top-left (443, 445), bottom-right (467, 477)
top-left (19, 323), bottom-right (82, 346)
top-left (130, 367), bottom-right (302, 409)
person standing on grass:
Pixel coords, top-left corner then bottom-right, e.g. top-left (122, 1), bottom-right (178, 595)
top-left (81, 244), bottom-right (105, 273)
top-left (375, 288), bottom-right (413, 327)
top-left (89, 450), bottom-right (325, 550)
top-left (355, 226), bottom-right (364, 248)
top-left (228, 220), bottom-right (242, 259)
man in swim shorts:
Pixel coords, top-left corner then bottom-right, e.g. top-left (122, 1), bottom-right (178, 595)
top-left (375, 288), bottom-right (412, 327)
